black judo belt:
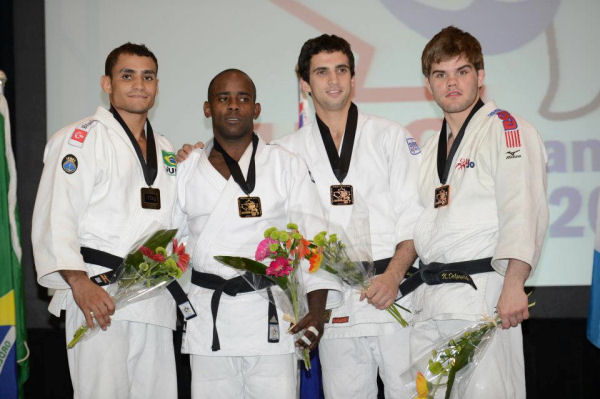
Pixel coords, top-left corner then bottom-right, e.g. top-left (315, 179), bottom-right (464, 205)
top-left (372, 257), bottom-right (419, 277)
top-left (81, 246), bottom-right (197, 320)
top-left (397, 257), bottom-right (494, 298)
top-left (191, 269), bottom-right (279, 352)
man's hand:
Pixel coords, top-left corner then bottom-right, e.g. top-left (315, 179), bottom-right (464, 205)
top-left (289, 289), bottom-right (328, 351)
top-left (176, 141), bottom-right (204, 162)
top-left (496, 259), bottom-right (531, 329)
top-left (61, 270), bottom-right (115, 330)
top-left (360, 271), bottom-right (402, 310)
top-left (360, 240), bottom-right (416, 310)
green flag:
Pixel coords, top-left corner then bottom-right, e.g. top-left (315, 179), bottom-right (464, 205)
top-left (0, 93), bottom-right (29, 399)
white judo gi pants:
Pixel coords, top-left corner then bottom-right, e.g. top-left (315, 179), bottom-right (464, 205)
top-left (411, 319), bottom-right (525, 399)
top-left (190, 353), bottom-right (297, 399)
top-left (65, 295), bottom-right (177, 399)
top-left (319, 327), bottom-right (412, 399)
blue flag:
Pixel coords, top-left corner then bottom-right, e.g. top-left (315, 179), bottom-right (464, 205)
top-left (586, 200), bottom-right (600, 348)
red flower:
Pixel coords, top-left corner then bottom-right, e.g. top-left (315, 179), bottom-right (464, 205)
top-left (140, 246), bottom-right (166, 262)
top-left (172, 239), bottom-right (190, 272)
top-left (266, 257), bottom-right (293, 277)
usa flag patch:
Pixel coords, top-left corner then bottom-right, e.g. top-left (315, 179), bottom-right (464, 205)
top-left (505, 130), bottom-right (521, 148)
top-left (491, 109), bottom-right (521, 148)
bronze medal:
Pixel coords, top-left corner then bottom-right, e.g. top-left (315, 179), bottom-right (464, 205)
top-left (434, 185), bottom-right (450, 208)
top-left (330, 184), bottom-right (354, 205)
top-left (238, 196), bottom-right (262, 217)
top-left (141, 187), bottom-right (161, 209)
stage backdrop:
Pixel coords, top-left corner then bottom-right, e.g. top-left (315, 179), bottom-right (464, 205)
top-left (45, 0), bottom-right (599, 287)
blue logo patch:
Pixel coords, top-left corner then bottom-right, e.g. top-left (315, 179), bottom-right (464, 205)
top-left (406, 138), bottom-right (421, 155)
top-left (62, 154), bottom-right (78, 174)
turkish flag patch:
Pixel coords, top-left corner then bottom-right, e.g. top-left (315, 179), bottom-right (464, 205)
top-left (69, 129), bottom-right (88, 148)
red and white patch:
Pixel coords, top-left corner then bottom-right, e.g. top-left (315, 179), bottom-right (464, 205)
top-left (505, 130), bottom-right (521, 148)
top-left (68, 129), bottom-right (88, 148)
top-left (331, 316), bottom-right (349, 324)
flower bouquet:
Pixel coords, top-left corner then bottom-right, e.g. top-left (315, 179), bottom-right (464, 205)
top-left (311, 231), bottom-right (410, 326)
top-left (408, 301), bottom-right (535, 399)
top-left (67, 228), bottom-right (190, 349)
top-left (214, 223), bottom-right (322, 370)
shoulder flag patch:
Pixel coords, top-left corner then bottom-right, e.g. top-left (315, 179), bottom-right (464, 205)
top-left (406, 137), bottom-right (421, 155)
top-left (68, 119), bottom-right (96, 148)
top-left (69, 129), bottom-right (88, 148)
top-left (490, 109), bottom-right (520, 148)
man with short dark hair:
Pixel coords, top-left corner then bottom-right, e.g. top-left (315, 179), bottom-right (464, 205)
top-left (174, 68), bottom-right (341, 399)
top-left (411, 26), bottom-right (549, 397)
top-left (32, 43), bottom-right (180, 399)
top-left (276, 34), bottom-right (422, 398)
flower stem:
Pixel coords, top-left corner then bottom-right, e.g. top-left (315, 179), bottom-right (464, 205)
top-left (66, 324), bottom-right (89, 349)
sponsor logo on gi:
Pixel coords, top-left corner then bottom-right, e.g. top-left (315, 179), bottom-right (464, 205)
top-left (506, 150), bottom-right (522, 159)
top-left (161, 150), bottom-right (177, 176)
top-left (62, 154), bottom-right (78, 174)
top-left (455, 158), bottom-right (475, 170)
top-left (79, 119), bottom-right (96, 130)
top-left (406, 137), bottom-right (421, 155)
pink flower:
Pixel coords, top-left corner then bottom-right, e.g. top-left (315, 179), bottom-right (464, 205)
top-left (266, 257), bottom-right (292, 277)
top-left (140, 246), bottom-right (166, 262)
top-left (255, 238), bottom-right (277, 261)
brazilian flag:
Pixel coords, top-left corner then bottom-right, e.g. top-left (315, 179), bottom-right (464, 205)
top-left (0, 93), bottom-right (29, 398)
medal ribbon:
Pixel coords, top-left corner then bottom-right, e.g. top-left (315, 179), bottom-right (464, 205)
top-left (316, 102), bottom-right (358, 183)
top-left (213, 133), bottom-right (259, 195)
top-left (436, 99), bottom-right (484, 185)
top-left (110, 106), bottom-right (158, 187)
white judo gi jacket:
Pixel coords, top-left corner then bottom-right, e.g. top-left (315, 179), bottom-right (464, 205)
top-left (33, 106), bottom-right (178, 329)
top-left (412, 101), bottom-right (549, 322)
top-left (174, 136), bottom-right (342, 356)
top-left (276, 111), bottom-right (422, 338)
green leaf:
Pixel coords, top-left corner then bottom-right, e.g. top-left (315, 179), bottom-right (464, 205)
top-left (124, 229), bottom-right (178, 266)
top-left (444, 322), bottom-right (495, 399)
top-left (213, 256), bottom-right (288, 290)
top-left (428, 361), bottom-right (444, 376)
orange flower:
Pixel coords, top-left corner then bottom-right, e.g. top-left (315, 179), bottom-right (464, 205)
top-left (308, 249), bottom-right (323, 273)
top-left (416, 371), bottom-right (430, 398)
top-left (289, 238), bottom-right (311, 260)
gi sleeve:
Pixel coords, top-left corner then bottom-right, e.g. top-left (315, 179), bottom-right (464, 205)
top-left (284, 153), bottom-right (343, 308)
top-left (489, 113), bottom-right (549, 274)
top-left (388, 126), bottom-right (423, 244)
top-left (32, 122), bottom-right (103, 289)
